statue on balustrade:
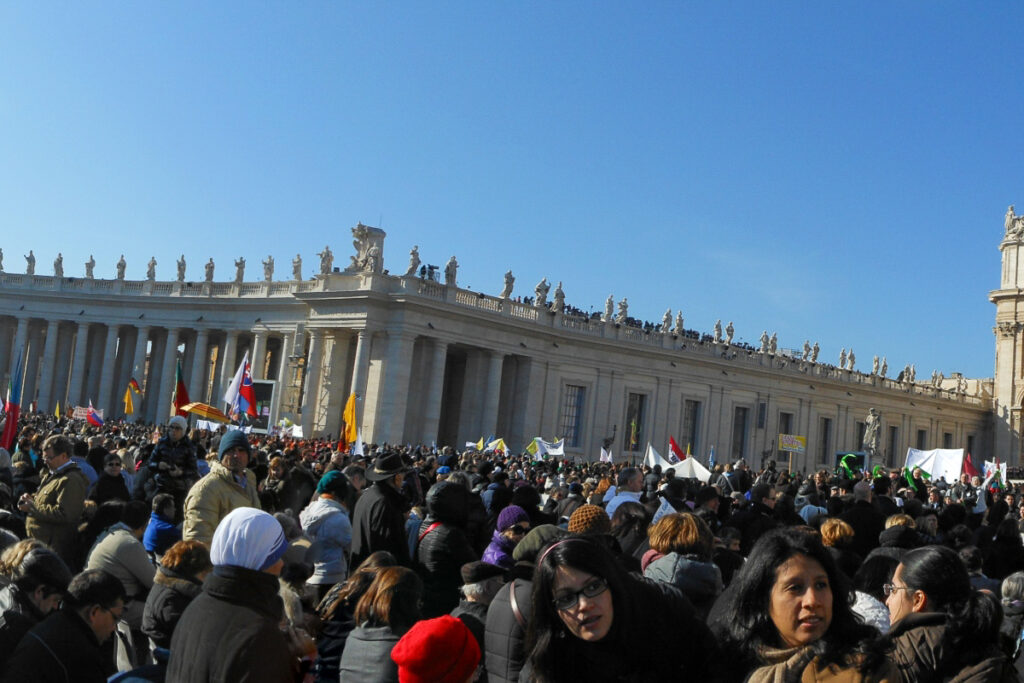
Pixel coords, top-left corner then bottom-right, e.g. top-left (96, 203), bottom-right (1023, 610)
top-left (615, 298), bottom-right (629, 324)
top-left (444, 256), bottom-right (458, 286)
top-left (802, 340), bottom-right (811, 360)
top-left (177, 255), bottom-right (186, 282)
top-left (405, 246), bottom-right (420, 277)
top-left (234, 257), bottom-right (245, 284)
top-left (552, 282), bottom-right (565, 313)
top-left (880, 356), bottom-right (887, 377)
top-left (205, 258), bottom-right (215, 283)
top-left (1006, 205), bottom-right (1024, 239)
top-left (85, 255), bottom-right (95, 279)
top-left (364, 245), bottom-right (381, 273)
top-left (725, 321), bottom-right (735, 344)
top-left (847, 349), bottom-right (855, 371)
top-left (713, 319), bottom-right (723, 343)
top-left (661, 309), bottom-right (672, 333)
top-left (909, 365), bottom-right (916, 382)
top-left (872, 355), bottom-right (880, 375)
top-left (673, 311), bottom-right (684, 335)
top-left (292, 254), bottom-right (302, 280)
top-left (769, 332), bottom-right (778, 354)
top-left (500, 270), bottom-right (515, 299)
top-left (24, 251), bottom-right (35, 276)
top-left (262, 255), bottom-right (274, 282)
top-left (811, 341), bottom-right (820, 363)
top-left (759, 330), bottom-right (769, 352)
top-left (116, 255), bottom-right (126, 280)
top-left (604, 295), bottom-right (614, 322)
top-left (839, 348), bottom-right (847, 369)
top-left (0, 248), bottom-right (4, 272)
top-left (318, 245), bottom-right (334, 275)
top-left (534, 278), bottom-right (550, 307)
top-left (53, 253), bottom-right (63, 278)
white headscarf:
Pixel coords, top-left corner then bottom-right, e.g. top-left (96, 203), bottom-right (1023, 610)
top-left (210, 507), bottom-right (288, 571)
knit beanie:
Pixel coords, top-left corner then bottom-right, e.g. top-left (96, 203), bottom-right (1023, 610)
top-left (315, 470), bottom-right (349, 498)
top-left (496, 504), bottom-right (529, 531)
top-left (568, 504), bottom-right (611, 535)
top-left (391, 615), bottom-right (480, 683)
top-left (218, 430), bottom-right (252, 460)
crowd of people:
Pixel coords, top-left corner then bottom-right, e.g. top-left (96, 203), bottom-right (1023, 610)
top-left (0, 409), bottom-right (1021, 681)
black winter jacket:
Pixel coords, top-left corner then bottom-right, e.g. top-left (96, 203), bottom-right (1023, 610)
top-left (350, 481), bottom-right (411, 569)
top-left (141, 565), bottom-right (203, 649)
top-left (0, 583), bottom-right (46, 668)
top-left (485, 577), bottom-right (533, 683)
top-left (1, 607), bottom-right (112, 683)
top-left (415, 481), bottom-right (478, 618)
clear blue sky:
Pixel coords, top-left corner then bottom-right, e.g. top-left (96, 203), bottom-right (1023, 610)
top-left (3, 3), bottom-right (1022, 379)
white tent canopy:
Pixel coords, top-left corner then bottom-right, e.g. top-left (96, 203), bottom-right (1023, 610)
top-left (668, 457), bottom-right (712, 482)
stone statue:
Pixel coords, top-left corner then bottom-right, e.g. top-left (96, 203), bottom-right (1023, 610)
top-left (499, 270), bottom-right (515, 299)
top-left (262, 255), bottom-right (274, 282)
top-left (176, 255), bottom-right (186, 282)
top-left (880, 356), bottom-right (887, 377)
top-left (811, 342), bottom-right (820, 363)
top-left (318, 245), bottom-right (334, 275)
top-left (937, 371), bottom-right (944, 387)
top-left (847, 349), bottom-right (856, 371)
top-left (116, 255), bottom-right (126, 280)
top-left (862, 408), bottom-right (882, 455)
top-left (444, 256), bottom-right (458, 286)
top-left (147, 257), bottom-right (157, 281)
top-left (725, 321), bottom-right (735, 344)
top-left (24, 250), bottom-right (35, 276)
top-left (615, 298), bottom-right (629, 324)
top-left (673, 311), bottom-right (684, 335)
top-left (364, 244), bottom-right (381, 273)
top-left (769, 333), bottom-right (778, 354)
top-left (1007, 205), bottom-right (1017, 236)
top-left (604, 295), bottom-right (614, 322)
top-left (802, 340), bottom-right (811, 360)
top-left (292, 254), bottom-right (302, 280)
top-left (205, 258), bottom-right (215, 283)
top-left (534, 278), bottom-right (550, 307)
top-left (53, 253), bottom-right (63, 278)
top-left (759, 330), bottom-right (770, 352)
top-left (661, 309), bottom-right (672, 333)
top-left (85, 255), bottom-right (95, 279)
top-left (234, 257), bottom-right (245, 284)
top-left (910, 365), bottom-right (916, 382)
top-left (872, 355), bottom-right (879, 375)
top-left (713, 320), bottom-right (723, 343)
top-left (958, 375), bottom-right (967, 393)
top-left (552, 282), bottom-right (565, 313)
top-left (404, 246), bottom-right (420, 277)
top-left (839, 348), bottom-right (847, 369)
top-left (0, 248), bottom-right (4, 272)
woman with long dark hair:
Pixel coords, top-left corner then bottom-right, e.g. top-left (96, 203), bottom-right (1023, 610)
top-left (886, 544), bottom-right (1014, 680)
top-left (523, 535), bottom-right (717, 682)
top-left (710, 527), bottom-right (895, 681)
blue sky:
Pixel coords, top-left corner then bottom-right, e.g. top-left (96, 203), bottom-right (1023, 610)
top-left (2, 3), bottom-right (1022, 379)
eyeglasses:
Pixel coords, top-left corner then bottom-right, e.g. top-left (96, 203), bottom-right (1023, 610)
top-left (882, 583), bottom-right (914, 597)
top-left (509, 524), bottom-right (530, 536)
top-left (101, 604), bottom-right (124, 620)
top-left (553, 577), bottom-right (608, 611)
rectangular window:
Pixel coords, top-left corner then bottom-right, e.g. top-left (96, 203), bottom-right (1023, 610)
top-left (559, 385), bottom-right (586, 448)
top-left (819, 417), bottom-right (832, 461)
top-left (943, 432), bottom-right (953, 449)
top-left (967, 434), bottom-right (975, 457)
top-left (856, 422), bottom-right (866, 451)
top-left (625, 393), bottom-right (647, 452)
top-left (732, 406), bottom-right (749, 461)
top-left (888, 426), bottom-right (899, 465)
top-left (916, 429), bottom-right (927, 450)
top-left (757, 401), bottom-right (767, 429)
top-left (682, 399), bottom-right (701, 455)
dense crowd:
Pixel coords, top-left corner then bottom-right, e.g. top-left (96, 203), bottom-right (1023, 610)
top-left (0, 410), bottom-right (1021, 681)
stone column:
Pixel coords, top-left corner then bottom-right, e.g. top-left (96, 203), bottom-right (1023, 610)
top-left (478, 351), bottom-right (504, 442)
top-left (349, 330), bottom-right (372, 399)
top-left (420, 340), bottom-right (449, 444)
top-left (127, 326), bottom-right (150, 417)
top-left (251, 330), bottom-right (268, 380)
top-left (300, 330), bottom-right (324, 436)
top-left (272, 332), bottom-right (294, 425)
top-left (0, 319), bottom-right (13, 385)
top-left (190, 329), bottom-right (210, 403)
top-left (155, 328), bottom-right (181, 421)
top-left (8, 318), bottom-right (28, 386)
top-left (36, 319), bottom-right (62, 413)
top-left (217, 332), bottom-right (239, 403)
top-left (22, 323), bottom-right (43, 408)
top-left (371, 332), bottom-right (417, 444)
top-left (97, 325), bottom-right (121, 417)
top-left (67, 322), bottom-right (92, 409)
top-left (51, 326), bottom-right (75, 410)
top-left (321, 332), bottom-right (352, 437)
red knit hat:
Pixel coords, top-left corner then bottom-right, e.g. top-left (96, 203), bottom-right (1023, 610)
top-left (391, 615), bottom-right (480, 683)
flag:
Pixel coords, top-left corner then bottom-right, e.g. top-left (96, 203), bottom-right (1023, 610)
top-left (129, 377), bottom-right (143, 395)
top-left (668, 436), bottom-right (686, 463)
top-left (839, 454), bottom-right (859, 479)
top-left (223, 351), bottom-right (249, 416)
top-left (341, 393), bottom-right (358, 450)
top-left (629, 420), bottom-right (638, 449)
top-left (486, 438), bottom-right (507, 453)
top-left (708, 445), bottom-right (716, 468)
top-left (0, 348), bottom-right (24, 451)
top-left (525, 438), bottom-right (541, 457)
top-left (963, 452), bottom-right (980, 478)
top-left (599, 447), bottom-right (613, 463)
top-left (643, 442), bottom-right (670, 468)
top-left (239, 360), bottom-right (257, 418)
top-left (171, 359), bottom-right (191, 417)
top-left (86, 400), bottom-right (104, 427)
top-left (475, 436), bottom-right (485, 451)
top-left (540, 438), bottom-right (564, 456)
top-left (123, 387), bottom-right (134, 416)
top-left (686, 442), bottom-right (692, 458)
top-left (54, 401), bottom-right (60, 420)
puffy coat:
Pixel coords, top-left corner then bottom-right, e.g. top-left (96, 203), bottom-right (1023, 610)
top-left (336, 624), bottom-right (400, 683)
top-left (865, 525), bottom-right (920, 563)
top-left (350, 482), bottom-right (411, 569)
top-left (888, 612), bottom-right (1016, 682)
top-left (415, 481), bottom-right (478, 618)
top-left (182, 461), bottom-right (260, 545)
top-left (999, 600), bottom-right (1024, 679)
top-left (484, 577), bottom-right (533, 683)
top-left (0, 583), bottom-right (46, 668)
top-left (147, 435), bottom-right (199, 496)
top-left (24, 462), bottom-right (89, 566)
top-left (0, 607), bottom-right (112, 683)
top-left (141, 565), bottom-right (203, 649)
top-left (166, 565), bottom-right (294, 683)
top-left (85, 523), bottom-right (154, 629)
top-left (298, 496), bottom-right (352, 586)
top-left (482, 531), bottom-right (516, 569)
top-left (642, 551), bottom-right (723, 619)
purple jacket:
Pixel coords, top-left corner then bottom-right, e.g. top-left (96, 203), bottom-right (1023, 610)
top-left (481, 530), bottom-right (516, 569)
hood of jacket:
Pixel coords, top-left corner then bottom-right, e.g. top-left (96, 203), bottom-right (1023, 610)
top-left (425, 480), bottom-right (470, 525)
top-left (643, 552), bottom-right (723, 600)
top-left (299, 496), bottom-right (347, 533)
top-left (879, 524), bottom-right (920, 549)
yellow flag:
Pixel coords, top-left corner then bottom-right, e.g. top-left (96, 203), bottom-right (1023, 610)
top-left (342, 393), bottom-right (358, 446)
top-left (54, 401), bottom-right (60, 420)
top-left (475, 436), bottom-right (485, 451)
top-left (123, 387), bottom-right (134, 416)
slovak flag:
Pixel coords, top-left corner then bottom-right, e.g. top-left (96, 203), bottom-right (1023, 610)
top-left (668, 436), bottom-right (686, 463)
top-left (86, 401), bottom-right (104, 427)
top-left (239, 361), bottom-right (258, 418)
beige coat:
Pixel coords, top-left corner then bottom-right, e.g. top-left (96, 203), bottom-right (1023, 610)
top-left (182, 461), bottom-right (260, 544)
top-left (25, 462), bottom-right (89, 565)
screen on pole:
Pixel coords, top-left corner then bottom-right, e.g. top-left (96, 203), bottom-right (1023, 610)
top-left (250, 380), bottom-right (276, 434)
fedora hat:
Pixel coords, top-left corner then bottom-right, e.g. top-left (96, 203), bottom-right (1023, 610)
top-left (366, 451), bottom-right (410, 481)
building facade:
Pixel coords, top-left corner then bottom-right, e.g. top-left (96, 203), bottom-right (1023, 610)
top-left (0, 223), bottom-right (998, 469)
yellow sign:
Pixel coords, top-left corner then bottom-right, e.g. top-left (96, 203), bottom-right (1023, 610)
top-left (778, 434), bottom-right (807, 453)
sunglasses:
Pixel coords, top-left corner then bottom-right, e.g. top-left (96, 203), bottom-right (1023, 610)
top-left (553, 577), bottom-right (608, 611)
top-left (509, 524), bottom-right (530, 535)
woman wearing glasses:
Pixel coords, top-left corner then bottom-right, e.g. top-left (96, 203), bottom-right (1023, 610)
top-left (523, 536), bottom-right (718, 682)
top-left (885, 545), bottom-right (1013, 680)
top-left (483, 505), bottom-right (530, 570)
top-left (711, 528), bottom-right (896, 682)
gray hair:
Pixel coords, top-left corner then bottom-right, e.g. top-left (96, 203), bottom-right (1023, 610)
top-left (1003, 571), bottom-right (1024, 603)
top-left (460, 576), bottom-right (504, 603)
top-left (447, 470), bottom-right (472, 491)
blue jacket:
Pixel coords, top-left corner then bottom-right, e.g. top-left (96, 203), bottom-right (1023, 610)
top-left (143, 511), bottom-right (182, 555)
top-left (299, 497), bottom-right (352, 585)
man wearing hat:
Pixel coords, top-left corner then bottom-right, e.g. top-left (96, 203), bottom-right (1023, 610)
top-left (450, 560), bottom-right (506, 650)
top-left (147, 415), bottom-right (199, 520)
top-left (182, 430), bottom-right (261, 545)
top-left (350, 450), bottom-right (412, 569)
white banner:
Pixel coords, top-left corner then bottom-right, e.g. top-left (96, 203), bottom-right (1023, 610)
top-left (904, 448), bottom-right (963, 484)
top-left (73, 406), bottom-right (104, 420)
top-left (983, 460), bottom-right (1007, 485)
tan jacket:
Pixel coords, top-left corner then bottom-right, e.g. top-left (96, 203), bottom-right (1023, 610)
top-left (749, 647), bottom-right (899, 683)
top-left (182, 461), bottom-right (260, 544)
top-left (25, 462), bottom-right (89, 565)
